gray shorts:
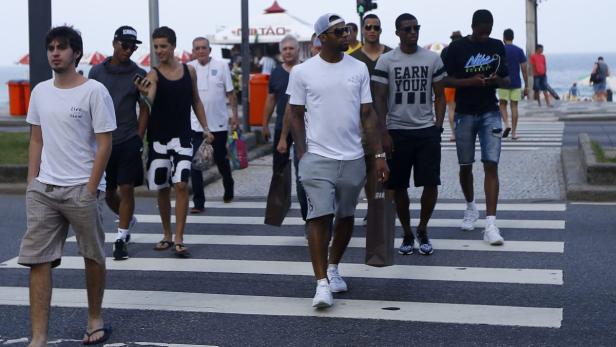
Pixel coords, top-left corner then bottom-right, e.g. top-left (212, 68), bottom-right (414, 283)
top-left (18, 180), bottom-right (106, 268)
top-left (298, 152), bottom-right (366, 220)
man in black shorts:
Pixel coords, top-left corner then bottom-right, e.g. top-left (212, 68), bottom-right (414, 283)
top-left (89, 26), bottom-right (147, 260)
top-left (373, 13), bottom-right (446, 255)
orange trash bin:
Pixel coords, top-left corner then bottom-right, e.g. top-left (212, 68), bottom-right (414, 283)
top-left (22, 81), bottom-right (31, 113)
top-left (249, 73), bottom-right (269, 126)
top-left (8, 80), bottom-right (26, 116)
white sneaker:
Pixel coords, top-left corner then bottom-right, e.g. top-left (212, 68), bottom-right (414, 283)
top-left (483, 224), bottom-right (504, 245)
top-left (312, 282), bottom-right (333, 308)
top-left (327, 268), bottom-right (348, 293)
top-left (461, 208), bottom-right (479, 231)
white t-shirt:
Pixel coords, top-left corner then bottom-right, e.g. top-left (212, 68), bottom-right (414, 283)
top-left (188, 58), bottom-right (234, 132)
top-left (26, 79), bottom-right (117, 190)
top-left (259, 56), bottom-right (277, 75)
top-left (287, 54), bottom-right (372, 160)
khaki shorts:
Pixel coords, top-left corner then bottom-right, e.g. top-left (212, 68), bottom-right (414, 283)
top-left (18, 180), bottom-right (106, 268)
top-left (498, 88), bottom-right (522, 102)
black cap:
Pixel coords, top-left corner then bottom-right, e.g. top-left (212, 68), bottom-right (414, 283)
top-left (114, 26), bottom-right (142, 44)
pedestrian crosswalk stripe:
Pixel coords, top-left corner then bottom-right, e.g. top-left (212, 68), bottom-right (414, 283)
top-left (172, 201), bottom-right (567, 212)
top-left (0, 286), bottom-right (563, 328)
top-left (133, 214), bottom-right (566, 230)
top-left (0, 257), bottom-right (563, 285)
top-left (441, 142), bottom-right (561, 146)
top-left (79, 233), bottom-right (565, 253)
top-left (443, 147), bottom-right (553, 151)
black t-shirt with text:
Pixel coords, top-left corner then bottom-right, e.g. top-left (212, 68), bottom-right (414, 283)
top-left (444, 37), bottom-right (508, 115)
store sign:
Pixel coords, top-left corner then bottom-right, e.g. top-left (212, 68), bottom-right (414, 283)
top-left (232, 26), bottom-right (291, 36)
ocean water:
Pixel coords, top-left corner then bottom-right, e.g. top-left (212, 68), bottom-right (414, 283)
top-left (1, 52), bottom-right (614, 107)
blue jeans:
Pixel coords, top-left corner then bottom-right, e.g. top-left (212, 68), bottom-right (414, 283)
top-left (455, 111), bottom-right (502, 165)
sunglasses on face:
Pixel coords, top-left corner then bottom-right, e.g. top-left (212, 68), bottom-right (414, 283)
top-left (364, 25), bottom-right (381, 32)
top-left (325, 26), bottom-right (350, 37)
top-left (119, 41), bottom-right (138, 51)
top-left (400, 25), bottom-right (421, 33)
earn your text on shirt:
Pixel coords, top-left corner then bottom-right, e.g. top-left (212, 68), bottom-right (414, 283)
top-left (393, 65), bottom-right (431, 105)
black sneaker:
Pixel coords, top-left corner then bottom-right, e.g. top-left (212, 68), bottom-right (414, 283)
top-left (417, 230), bottom-right (434, 255)
top-left (398, 235), bottom-right (415, 255)
top-left (113, 239), bottom-right (128, 260)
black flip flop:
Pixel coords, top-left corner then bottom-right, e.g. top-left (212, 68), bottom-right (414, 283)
top-left (502, 127), bottom-right (511, 138)
top-left (83, 324), bottom-right (112, 345)
top-left (154, 240), bottom-right (174, 251)
top-left (174, 244), bottom-right (191, 258)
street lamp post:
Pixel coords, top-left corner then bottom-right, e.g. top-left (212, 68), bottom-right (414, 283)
top-left (28, 0), bottom-right (52, 89)
top-left (241, 0), bottom-right (250, 132)
top-left (526, 0), bottom-right (537, 91)
top-left (148, 0), bottom-right (159, 67)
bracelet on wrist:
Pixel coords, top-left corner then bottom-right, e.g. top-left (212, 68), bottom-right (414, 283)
top-left (374, 152), bottom-right (386, 159)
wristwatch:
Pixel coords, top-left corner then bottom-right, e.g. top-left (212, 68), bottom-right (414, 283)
top-left (375, 152), bottom-right (386, 159)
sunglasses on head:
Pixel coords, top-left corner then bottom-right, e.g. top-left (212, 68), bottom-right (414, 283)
top-left (400, 25), bottom-right (421, 33)
top-left (119, 41), bottom-right (138, 51)
top-left (364, 25), bottom-right (381, 32)
top-left (325, 26), bottom-right (349, 37)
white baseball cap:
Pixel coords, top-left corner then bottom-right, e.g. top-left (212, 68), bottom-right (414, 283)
top-left (313, 13), bottom-right (345, 46)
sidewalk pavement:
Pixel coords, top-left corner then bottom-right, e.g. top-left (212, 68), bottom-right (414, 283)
top-left (2, 100), bottom-right (616, 200)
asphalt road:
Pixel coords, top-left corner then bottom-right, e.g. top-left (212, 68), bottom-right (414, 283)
top-left (0, 194), bottom-right (614, 346)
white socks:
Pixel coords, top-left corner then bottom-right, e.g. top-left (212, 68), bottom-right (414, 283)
top-left (327, 264), bottom-right (338, 273)
top-left (486, 215), bottom-right (496, 226)
top-left (317, 278), bottom-right (328, 286)
top-left (116, 228), bottom-right (129, 241)
top-left (467, 201), bottom-right (477, 211)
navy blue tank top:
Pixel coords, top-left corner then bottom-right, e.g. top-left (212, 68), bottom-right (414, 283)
top-left (148, 64), bottom-right (193, 142)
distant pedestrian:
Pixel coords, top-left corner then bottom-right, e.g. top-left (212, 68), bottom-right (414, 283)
top-left (89, 26), bottom-right (148, 260)
top-left (569, 82), bottom-right (579, 101)
top-left (350, 13), bottom-right (392, 226)
top-left (441, 30), bottom-right (463, 141)
top-left (443, 9), bottom-right (510, 246)
top-left (529, 44), bottom-right (552, 107)
top-left (350, 14), bottom-right (392, 76)
top-left (261, 35), bottom-right (308, 222)
top-left (345, 22), bottom-right (362, 54)
top-left (135, 26), bottom-right (214, 258)
top-left (258, 52), bottom-right (277, 75)
top-left (373, 13), bottom-right (447, 256)
top-left (497, 28), bottom-right (528, 140)
top-left (188, 36), bottom-right (238, 212)
top-left (19, 25), bottom-right (116, 345)
top-left (287, 13), bottom-right (388, 308)
top-left (592, 56), bottom-right (610, 102)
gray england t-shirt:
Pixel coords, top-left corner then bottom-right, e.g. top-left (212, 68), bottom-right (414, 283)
top-left (372, 46), bottom-right (446, 129)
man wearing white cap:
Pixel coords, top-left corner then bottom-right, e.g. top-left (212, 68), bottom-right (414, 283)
top-left (287, 13), bottom-right (389, 308)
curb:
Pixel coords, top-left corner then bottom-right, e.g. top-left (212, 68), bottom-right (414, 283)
top-left (561, 146), bottom-right (616, 201)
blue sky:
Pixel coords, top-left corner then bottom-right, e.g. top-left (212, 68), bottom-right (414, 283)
top-left (1, 0), bottom-right (614, 64)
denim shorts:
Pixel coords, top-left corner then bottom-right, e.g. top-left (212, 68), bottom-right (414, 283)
top-left (533, 75), bottom-right (548, 91)
top-left (593, 81), bottom-right (607, 93)
top-left (455, 111), bottom-right (502, 165)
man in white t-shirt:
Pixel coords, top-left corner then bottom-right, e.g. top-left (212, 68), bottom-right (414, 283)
top-left (18, 26), bottom-right (117, 345)
top-left (188, 37), bottom-right (239, 211)
top-left (287, 13), bottom-right (389, 308)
